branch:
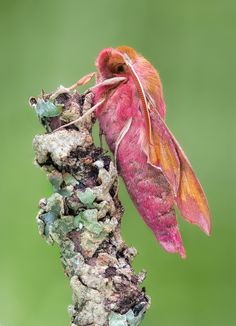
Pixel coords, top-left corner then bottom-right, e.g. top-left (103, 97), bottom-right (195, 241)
top-left (29, 86), bottom-right (150, 326)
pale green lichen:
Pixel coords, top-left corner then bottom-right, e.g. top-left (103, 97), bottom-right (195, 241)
top-left (58, 186), bottom-right (73, 198)
top-left (109, 312), bottom-right (127, 326)
top-left (37, 193), bottom-right (64, 243)
top-left (52, 216), bottom-right (75, 239)
top-left (79, 230), bottom-right (108, 257)
top-left (108, 309), bottom-right (145, 326)
top-left (48, 171), bottom-right (63, 191)
top-left (40, 211), bottom-right (58, 237)
top-left (35, 98), bottom-right (62, 118)
top-left (46, 193), bottom-right (64, 220)
top-left (63, 173), bottom-right (79, 186)
top-left (77, 188), bottom-right (96, 207)
top-left (48, 171), bottom-right (74, 197)
top-left (126, 309), bottom-right (146, 326)
top-left (74, 209), bottom-right (103, 235)
top-left (61, 240), bottom-right (77, 261)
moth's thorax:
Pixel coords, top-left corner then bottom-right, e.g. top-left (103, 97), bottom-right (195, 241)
top-left (95, 79), bottom-right (145, 152)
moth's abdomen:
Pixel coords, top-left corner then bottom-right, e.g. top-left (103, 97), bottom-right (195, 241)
top-left (117, 122), bottom-right (186, 258)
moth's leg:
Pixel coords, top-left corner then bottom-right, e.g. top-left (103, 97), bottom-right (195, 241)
top-left (112, 117), bottom-right (133, 198)
top-left (114, 117), bottom-right (132, 169)
top-left (53, 99), bottom-right (105, 132)
top-left (99, 127), bottom-right (104, 149)
top-left (114, 175), bottom-right (120, 199)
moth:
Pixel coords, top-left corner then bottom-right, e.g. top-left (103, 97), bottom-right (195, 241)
top-left (63, 46), bottom-right (211, 258)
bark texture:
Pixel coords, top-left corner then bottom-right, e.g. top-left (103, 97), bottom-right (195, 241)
top-left (30, 86), bottom-right (150, 326)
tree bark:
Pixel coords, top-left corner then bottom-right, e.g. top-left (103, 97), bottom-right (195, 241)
top-left (30, 86), bottom-right (150, 326)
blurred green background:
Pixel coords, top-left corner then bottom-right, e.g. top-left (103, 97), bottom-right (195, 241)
top-left (0, 0), bottom-right (235, 325)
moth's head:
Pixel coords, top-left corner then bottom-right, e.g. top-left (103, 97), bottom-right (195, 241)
top-left (96, 46), bottom-right (138, 81)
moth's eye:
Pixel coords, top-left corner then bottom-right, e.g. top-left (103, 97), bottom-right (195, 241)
top-left (114, 64), bottom-right (125, 74)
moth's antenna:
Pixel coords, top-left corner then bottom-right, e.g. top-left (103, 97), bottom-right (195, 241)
top-left (123, 53), bottom-right (153, 145)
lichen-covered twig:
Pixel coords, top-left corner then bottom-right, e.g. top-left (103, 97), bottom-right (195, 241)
top-left (29, 87), bottom-right (150, 326)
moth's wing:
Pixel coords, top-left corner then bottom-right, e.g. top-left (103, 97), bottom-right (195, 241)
top-left (147, 108), bottom-right (181, 196)
top-left (148, 104), bottom-right (211, 235)
top-left (124, 54), bottom-right (180, 191)
top-left (124, 59), bottom-right (211, 235)
top-left (169, 130), bottom-right (211, 235)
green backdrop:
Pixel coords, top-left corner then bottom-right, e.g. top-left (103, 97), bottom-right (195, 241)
top-left (0, 0), bottom-right (235, 325)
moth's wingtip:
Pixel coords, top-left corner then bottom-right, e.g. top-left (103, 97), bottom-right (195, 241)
top-left (199, 215), bottom-right (212, 236)
top-left (203, 225), bottom-right (212, 236)
top-left (179, 207), bottom-right (212, 237)
top-left (179, 250), bottom-right (187, 259)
